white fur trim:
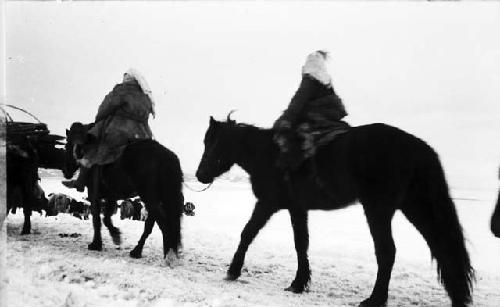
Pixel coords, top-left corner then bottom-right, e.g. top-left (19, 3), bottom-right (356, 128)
top-left (301, 51), bottom-right (332, 86)
top-left (124, 68), bottom-right (156, 117)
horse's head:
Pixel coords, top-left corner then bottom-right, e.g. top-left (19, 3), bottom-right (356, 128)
top-left (63, 122), bottom-right (88, 179)
top-left (196, 112), bottom-right (238, 184)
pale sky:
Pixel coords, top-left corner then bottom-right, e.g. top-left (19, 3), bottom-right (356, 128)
top-left (5, 2), bottom-right (500, 190)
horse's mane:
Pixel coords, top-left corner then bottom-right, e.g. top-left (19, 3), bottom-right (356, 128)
top-left (222, 110), bottom-right (272, 134)
top-left (220, 120), bottom-right (277, 155)
top-left (233, 122), bottom-right (270, 132)
top-left (223, 120), bottom-right (273, 137)
top-left (212, 113), bottom-right (276, 153)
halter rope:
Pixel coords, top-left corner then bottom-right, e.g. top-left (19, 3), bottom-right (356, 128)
top-left (182, 182), bottom-right (213, 192)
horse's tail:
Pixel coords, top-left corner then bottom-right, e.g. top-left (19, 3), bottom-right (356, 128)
top-left (423, 151), bottom-right (474, 305)
top-left (159, 149), bottom-right (184, 254)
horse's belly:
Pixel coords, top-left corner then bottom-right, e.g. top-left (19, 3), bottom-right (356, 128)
top-left (308, 201), bottom-right (350, 210)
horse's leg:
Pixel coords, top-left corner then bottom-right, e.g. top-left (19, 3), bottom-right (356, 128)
top-left (285, 207), bottom-right (310, 293)
top-left (140, 197), bottom-right (171, 258)
top-left (20, 180), bottom-right (35, 235)
top-left (226, 203), bottom-right (276, 281)
top-left (130, 215), bottom-right (155, 258)
top-left (21, 201), bottom-right (32, 235)
top-left (103, 199), bottom-right (121, 246)
top-left (88, 168), bottom-right (103, 251)
top-left (158, 204), bottom-right (177, 261)
top-left (162, 191), bottom-right (183, 256)
top-left (360, 205), bottom-right (396, 307)
top-left (21, 206), bottom-right (32, 235)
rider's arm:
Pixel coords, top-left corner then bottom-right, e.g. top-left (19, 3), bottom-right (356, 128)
top-left (308, 94), bottom-right (347, 120)
top-left (95, 84), bottom-right (123, 122)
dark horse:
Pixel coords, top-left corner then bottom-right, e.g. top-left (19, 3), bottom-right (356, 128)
top-left (64, 123), bottom-right (184, 260)
top-left (7, 135), bottom-right (65, 234)
top-left (196, 116), bottom-right (474, 307)
top-left (491, 167), bottom-right (500, 238)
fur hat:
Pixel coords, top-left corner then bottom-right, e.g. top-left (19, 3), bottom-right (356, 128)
top-left (301, 50), bottom-right (332, 86)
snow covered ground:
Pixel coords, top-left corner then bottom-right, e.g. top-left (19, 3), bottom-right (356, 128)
top-left (3, 176), bottom-right (500, 307)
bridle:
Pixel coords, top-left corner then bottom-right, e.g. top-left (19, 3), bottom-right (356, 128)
top-left (186, 132), bottom-right (224, 193)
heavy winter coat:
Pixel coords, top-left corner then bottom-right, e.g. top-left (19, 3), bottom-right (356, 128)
top-left (273, 75), bottom-right (349, 169)
top-left (275, 75), bottom-right (347, 129)
top-left (85, 80), bottom-right (154, 166)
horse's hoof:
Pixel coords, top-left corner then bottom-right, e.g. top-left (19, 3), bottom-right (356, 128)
top-left (359, 297), bottom-right (388, 307)
top-left (225, 271), bottom-right (240, 281)
top-left (284, 284), bottom-right (307, 293)
top-left (88, 242), bottom-right (102, 251)
top-left (110, 229), bottom-right (121, 246)
top-left (129, 248), bottom-right (142, 259)
top-left (165, 250), bottom-right (179, 268)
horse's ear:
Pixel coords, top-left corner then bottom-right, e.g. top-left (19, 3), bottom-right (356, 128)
top-left (209, 116), bottom-right (217, 126)
top-left (227, 110), bottom-right (237, 123)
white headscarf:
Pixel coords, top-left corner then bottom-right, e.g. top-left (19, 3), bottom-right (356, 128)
top-left (123, 68), bottom-right (156, 118)
top-left (301, 50), bottom-right (332, 86)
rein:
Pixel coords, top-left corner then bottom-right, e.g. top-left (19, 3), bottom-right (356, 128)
top-left (182, 182), bottom-right (213, 192)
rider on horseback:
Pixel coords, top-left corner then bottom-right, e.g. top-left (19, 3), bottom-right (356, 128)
top-left (273, 50), bottom-right (349, 171)
top-left (62, 69), bottom-right (155, 191)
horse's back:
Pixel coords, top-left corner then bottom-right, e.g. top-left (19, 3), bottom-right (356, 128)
top-left (120, 139), bottom-right (183, 187)
top-left (318, 123), bottom-right (439, 203)
top-left (122, 139), bottom-right (180, 165)
top-left (350, 123), bottom-right (430, 147)
top-left (336, 123), bottom-right (436, 163)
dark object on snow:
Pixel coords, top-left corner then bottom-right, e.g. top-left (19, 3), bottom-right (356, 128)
top-left (47, 193), bottom-right (72, 216)
top-left (120, 198), bottom-right (146, 220)
top-left (491, 167), bottom-right (500, 238)
top-left (131, 198), bottom-right (142, 221)
top-left (69, 199), bottom-right (90, 220)
top-left (183, 202), bottom-right (195, 216)
top-left (59, 233), bottom-right (82, 238)
top-left (3, 105), bottom-right (66, 234)
top-left (120, 199), bottom-right (135, 220)
top-left (64, 122), bottom-right (184, 260)
top-left (46, 193), bottom-right (90, 220)
top-left (196, 114), bottom-right (474, 307)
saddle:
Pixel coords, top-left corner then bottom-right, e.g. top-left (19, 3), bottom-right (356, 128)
top-left (277, 121), bottom-right (350, 204)
top-left (275, 120), bottom-right (350, 171)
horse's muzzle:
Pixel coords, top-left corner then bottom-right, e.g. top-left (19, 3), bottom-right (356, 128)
top-left (196, 169), bottom-right (214, 184)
